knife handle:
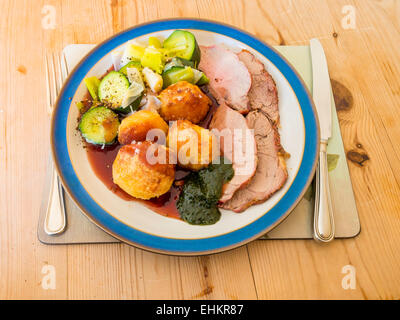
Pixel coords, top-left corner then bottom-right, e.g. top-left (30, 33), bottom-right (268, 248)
top-left (313, 140), bottom-right (335, 242)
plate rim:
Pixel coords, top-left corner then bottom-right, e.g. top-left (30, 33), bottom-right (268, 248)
top-left (51, 18), bottom-right (320, 256)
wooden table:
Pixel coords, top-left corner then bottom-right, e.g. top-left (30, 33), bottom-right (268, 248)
top-left (1, 0), bottom-right (400, 300)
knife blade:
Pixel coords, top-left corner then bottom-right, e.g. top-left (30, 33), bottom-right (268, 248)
top-left (310, 38), bottom-right (332, 140)
top-left (310, 38), bottom-right (335, 242)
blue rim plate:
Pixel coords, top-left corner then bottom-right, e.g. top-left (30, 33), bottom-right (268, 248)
top-left (51, 18), bottom-right (319, 256)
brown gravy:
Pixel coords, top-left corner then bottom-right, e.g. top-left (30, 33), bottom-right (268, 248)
top-left (85, 142), bottom-right (186, 220)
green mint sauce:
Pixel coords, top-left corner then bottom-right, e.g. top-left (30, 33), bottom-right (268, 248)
top-left (177, 158), bottom-right (234, 225)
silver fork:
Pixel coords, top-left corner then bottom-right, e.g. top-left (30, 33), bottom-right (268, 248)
top-left (44, 52), bottom-right (68, 235)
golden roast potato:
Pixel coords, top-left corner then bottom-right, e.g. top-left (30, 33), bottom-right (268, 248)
top-left (167, 120), bottom-right (219, 171)
top-left (158, 81), bottom-right (211, 124)
top-left (112, 141), bottom-right (175, 200)
top-left (118, 110), bottom-right (168, 145)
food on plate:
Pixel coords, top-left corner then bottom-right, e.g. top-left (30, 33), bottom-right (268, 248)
top-left (198, 44), bottom-right (251, 114)
top-left (84, 76), bottom-right (101, 100)
top-left (162, 57), bottom-right (209, 88)
top-left (208, 48), bottom-right (288, 212)
top-left (112, 141), bottom-right (175, 200)
top-left (164, 56), bottom-right (195, 69)
top-left (98, 71), bottom-right (130, 109)
top-left (162, 65), bottom-right (194, 88)
top-left (142, 67), bottom-right (163, 93)
top-left (79, 106), bottom-right (120, 145)
top-left (221, 111), bottom-right (288, 212)
top-left (76, 29), bottom-right (289, 226)
top-left (237, 50), bottom-right (279, 123)
top-left (141, 93), bottom-right (162, 113)
top-left (120, 83), bottom-right (145, 114)
top-left (159, 81), bottom-right (211, 123)
top-left (97, 70), bottom-right (144, 114)
top-left (118, 110), bottom-right (168, 145)
top-left (125, 67), bottom-right (145, 88)
top-left (141, 46), bottom-right (165, 74)
top-left (95, 67), bottom-right (144, 114)
top-left (119, 42), bottom-right (145, 67)
top-left (177, 159), bottom-right (234, 225)
top-left (209, 103), bottom-right (257, 203)
top-left (163, 30), bottom-right (201, 65)
top-left (148, 36), bottom-right (162, 48)
top-left (167, 120), bottom-right (219, 171)
top-left (119, 60), bottom-right (142, 76)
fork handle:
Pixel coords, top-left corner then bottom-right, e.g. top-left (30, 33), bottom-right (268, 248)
top-left (44, 167), bottom-right (66, 235)
top-left (313, 140), bottom-right (335, 242)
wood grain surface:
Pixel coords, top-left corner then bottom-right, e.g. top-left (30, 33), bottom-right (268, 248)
top-left (0, 0), bottom-right (399, 299)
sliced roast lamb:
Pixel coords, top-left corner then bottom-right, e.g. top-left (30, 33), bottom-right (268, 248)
top-left (199, 45), bottom-right (251, 114)
top-left (221, 111), bottom-right (288, 213)
top-left (237, 50), bottom-right (280, 124)
top-left (209, 103), bottom-right (257, 203)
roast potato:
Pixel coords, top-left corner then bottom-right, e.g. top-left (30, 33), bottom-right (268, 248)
top-left (167, 120), bottom-right (219, 171)
top-left (158, 81), bottom-right (211, 124)
top-left (112, 141), bottom-right (175, 200)
top-left (118, 110), bottom-right (168, 145)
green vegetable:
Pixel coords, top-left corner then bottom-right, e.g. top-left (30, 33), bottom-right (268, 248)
top-left (197, 162), bottom-right (235, 202)
top-left (162, 64), bottom-right (208, 87)
top-left (119, 60), bottom-right (142, 76)
top-left (117, 92), bottom-right (143, 114)
top-left (140, 46), bottom-right (165, 74)
top-left (118, 80), bottom-right (144, 114)
top-left (192, 69), bottom-right (209, 85)
top-left (177, 159), bottom-right (234, 225)
top-left (76, 101), bottom-right (85, 113)
top-left (163, 57), bottom-right (207, 86)
top-left (177, 178), bottom-right (221, 225)
top-left (119, 93), bottom-right (143, 114)
top-left (120, 44), bottom-right (145, 66)
top-left (78, 106), bottom-right (120, 145)
top-left (98, 71), bottom-right (130, 109)
top-left (162, 66), bottom-right (194, 88)
top-left (196, 73), bottom-right (209, 86)
top-left (148, 36), bottom-right (162, 48)
top-left (164, 57), bottom-right (195, 72)
top-left (84, 76), bottom-right (101, 100)
top-left (163, 30), bottom-right (201, 66)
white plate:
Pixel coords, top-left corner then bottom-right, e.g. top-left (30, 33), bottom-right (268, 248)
top-left (52, 19), bottom-right (319, 255)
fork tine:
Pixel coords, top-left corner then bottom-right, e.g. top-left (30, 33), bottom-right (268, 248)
top-left (50, 53), bottom-right (58, 108)
top-left (46, 53), bottom-right (57, 114)
top-left (46, 51), bottom-right (69, 115)
top-left (61, 51), bottom-right (69, 81)
top-left (54, 52), bottom-right (63, 95)
top-left (45, 54), bottom-right (52, 114)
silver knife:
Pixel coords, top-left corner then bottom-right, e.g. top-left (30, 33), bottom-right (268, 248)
top-left (310, 38), bottom-right (335, 242)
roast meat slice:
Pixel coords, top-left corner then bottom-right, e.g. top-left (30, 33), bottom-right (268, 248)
top-left (221, 111), bottom-right (288, 213)
top-left (237, 50), bottom-right (279, 124)
top-left (209, 103), bottom-right (257, 203)
top-left (199, 45), bottom-right (251, 114)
